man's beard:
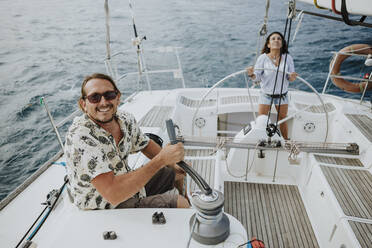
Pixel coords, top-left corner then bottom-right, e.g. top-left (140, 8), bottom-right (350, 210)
top-left (89, 104), bottom-right (116, 124)
top-left (92, 115), bottom-right (115, 124)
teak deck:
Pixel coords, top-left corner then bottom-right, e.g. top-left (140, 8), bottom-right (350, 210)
top-left (224, 182), bottom-right (319, 248)
top-left (345, 114), bottom-right (372, 142)
top-left (320, 166), bottom-right (372, 219)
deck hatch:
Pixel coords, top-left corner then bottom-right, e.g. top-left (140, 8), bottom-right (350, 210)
top-left (314, 155), bottom-right (363, 167)
top-left (138, 106), bottom-right (173, 129)
top-left (320, 166), bottom-right (372, 219)
top-left (345, 114), bottom-right (372, 142)
top-left (224, 182), bottom-right (319, 248)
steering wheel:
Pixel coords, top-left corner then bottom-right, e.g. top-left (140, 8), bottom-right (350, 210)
top-left (191, 68), bottom-right (329, 143)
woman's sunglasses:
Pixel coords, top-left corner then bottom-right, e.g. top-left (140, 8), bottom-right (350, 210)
top-left (84, 91), bottom-right (118, 103)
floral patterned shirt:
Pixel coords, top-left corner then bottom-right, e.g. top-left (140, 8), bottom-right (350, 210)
top-left (64, 110), bottom-right (149, 210)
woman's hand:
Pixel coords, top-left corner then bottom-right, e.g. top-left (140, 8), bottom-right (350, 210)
top-left (288, 72), bottom-right (298, 82)
top-left (246, 66), bottom-right (256, 79)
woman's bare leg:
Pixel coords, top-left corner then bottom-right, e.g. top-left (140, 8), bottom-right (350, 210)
top-left (275, 104), bottom-right (289, 139)
top-left (258, 104), bottom-right (271, 116)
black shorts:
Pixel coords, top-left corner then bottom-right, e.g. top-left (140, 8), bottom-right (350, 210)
top-left (116, 167), bottom-right (178, 208)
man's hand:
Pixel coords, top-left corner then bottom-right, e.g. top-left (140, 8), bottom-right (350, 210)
top-left (157, 142), bottom-right (185, 166)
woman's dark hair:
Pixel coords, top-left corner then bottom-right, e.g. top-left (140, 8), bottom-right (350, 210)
top-left (261, 32), bottom-right (289, 54)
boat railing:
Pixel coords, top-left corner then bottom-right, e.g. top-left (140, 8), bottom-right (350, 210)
top-left (0, 98), bottom-right (80, 209)
top-left (323, 51), bottom-right (372, 105)
top-left (103, 0), bottom-right (186, 95)
top-left (104, 46), bottom-right (186, 92)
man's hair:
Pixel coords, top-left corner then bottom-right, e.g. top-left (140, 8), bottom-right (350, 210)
top-left (79, 73), bottom-right (121, 110)
top-left (261, 31), bottom-right (289, 55)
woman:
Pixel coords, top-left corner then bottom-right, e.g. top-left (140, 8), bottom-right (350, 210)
top-left (247, 31), bottom-right (297, 140)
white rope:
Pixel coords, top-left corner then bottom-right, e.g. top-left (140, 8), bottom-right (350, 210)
top-left (254, 0), bottom-right (270, 64)
top-left (223, 148), bottom-right (245, 178)
top-left (223, 142), bottom-right (260, 179)
top-left (209, 137), bottom-right (226, 156)
top-left (244, 73), bottom-right (257, 122)
top-left (284, 140), bottom-right (300, 163)
top-left (245, 142), bottom-right (259, 178)
top-left (292, 10), bottom-right (304, 42)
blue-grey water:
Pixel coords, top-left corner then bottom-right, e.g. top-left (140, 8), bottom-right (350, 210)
top-left (0, 0), bottom-right (371, 202)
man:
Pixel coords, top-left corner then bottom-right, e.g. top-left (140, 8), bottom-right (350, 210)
top-left (64, 73), bottom-right (189, 210)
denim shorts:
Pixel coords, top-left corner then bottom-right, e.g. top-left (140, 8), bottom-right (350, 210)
top-left (259, 91), bottom-right (289, 105)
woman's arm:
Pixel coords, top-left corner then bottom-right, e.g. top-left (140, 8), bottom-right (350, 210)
top-left (246, 54), bottom-right (265, 81)
top-left (287, 55), bottom-right (297, 82)
top-left (253, 54), bottom-right (265, 81)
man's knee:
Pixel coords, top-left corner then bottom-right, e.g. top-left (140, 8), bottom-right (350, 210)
top-left (175, 172), bottom-right (185, 182)
top-left (177, 195), bottom-right (190, 208)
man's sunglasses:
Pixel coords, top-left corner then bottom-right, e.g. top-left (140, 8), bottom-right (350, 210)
top-left (84, 91), bottom-right (118, 103)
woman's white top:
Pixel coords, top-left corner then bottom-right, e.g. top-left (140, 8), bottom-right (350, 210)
top-left (253, 53), bottom-right (295, 95)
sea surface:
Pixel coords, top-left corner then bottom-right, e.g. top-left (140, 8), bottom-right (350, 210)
top-left (0, 0), bottom-right (371, 202)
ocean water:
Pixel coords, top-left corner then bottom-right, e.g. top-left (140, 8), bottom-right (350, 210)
top-left (0, 0), bottom-right (371, 201)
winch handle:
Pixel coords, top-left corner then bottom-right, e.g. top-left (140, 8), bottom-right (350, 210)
top-left (166, 119), bottom-right (212, 195)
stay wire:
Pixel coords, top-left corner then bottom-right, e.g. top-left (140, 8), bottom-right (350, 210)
top-left (266, 17), bottom-right (289, 129)
top-left (275, 17), bottom-right (293, 130)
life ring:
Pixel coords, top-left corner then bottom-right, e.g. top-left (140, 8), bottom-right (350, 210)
top-left (330, 44), bottom-right (372, 93)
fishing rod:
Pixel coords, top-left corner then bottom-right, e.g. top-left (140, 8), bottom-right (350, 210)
top-left (15, 178), bottom-right (68, 248)
top-left (128, 0), bottom-right (151, 91)
top-left (129, 0), bottom-right (144, 50)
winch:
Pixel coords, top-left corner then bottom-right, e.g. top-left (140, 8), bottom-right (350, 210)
top-left (166, 119), bottom-right (230, 245)
top-left (189, 190), bottom-right (230, 245)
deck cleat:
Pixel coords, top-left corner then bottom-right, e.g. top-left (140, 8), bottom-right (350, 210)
top-left (152, 211), bottom-right (166, 224)
top-left (102, 231), bottom-right (117, 240)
